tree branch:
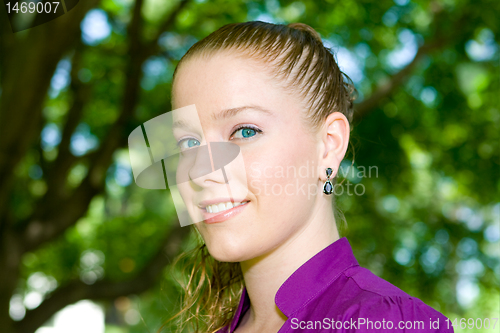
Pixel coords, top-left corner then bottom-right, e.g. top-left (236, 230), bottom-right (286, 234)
top-left (353, 11), bottom-right (470, 121)
top-left (353, 44), bottom-right (432, 120)
top-left (15, 223), bottom-right (191, 333)
top-left (143, 0), bottom-right (192, 56)
top-left (0, 0), bottom-right (102, 231)
top-left (50, 50), bottom-right (90, 181)
top-left (19, 3), bottom-right (147, 250)
top-left (36, 43), bottom-right (91, 209)
top-left (20, 0), bottom-right (188, 252)
top-left (0, 2), bottom-right (16, 87)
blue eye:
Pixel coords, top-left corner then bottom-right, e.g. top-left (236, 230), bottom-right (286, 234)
top-left (178, 138), bottom-right (200, 150)
top-left (232, 126), bottom-right (261, 139)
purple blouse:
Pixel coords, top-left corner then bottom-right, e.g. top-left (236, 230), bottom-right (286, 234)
top-left (218, 237), bottom-right (453, 332)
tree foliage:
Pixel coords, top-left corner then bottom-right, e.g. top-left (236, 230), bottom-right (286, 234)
top-left (0, 0), bottom-right (498, 332)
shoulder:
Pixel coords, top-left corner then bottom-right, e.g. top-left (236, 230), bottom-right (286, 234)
top-left (316, 266), bottom-right (454, 332)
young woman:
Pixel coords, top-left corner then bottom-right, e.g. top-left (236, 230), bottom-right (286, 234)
top-left (166, 21), bottom-right (452, 333)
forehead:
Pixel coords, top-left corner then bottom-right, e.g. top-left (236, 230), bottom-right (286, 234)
top-left (171, 51), bottom-right (287, 112)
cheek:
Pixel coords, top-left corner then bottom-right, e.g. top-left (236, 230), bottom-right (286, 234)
top-left (245, 134), bottom-right (319, 204)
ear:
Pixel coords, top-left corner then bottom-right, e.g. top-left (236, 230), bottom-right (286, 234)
top-left (318, 112), bottom-right (350, 179)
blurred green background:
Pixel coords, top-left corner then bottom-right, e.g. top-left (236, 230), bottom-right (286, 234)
top-left (0, 0), bottom-right (498, 332)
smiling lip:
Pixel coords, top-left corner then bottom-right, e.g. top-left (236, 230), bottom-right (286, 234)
top-left (198, 197), bottom-right (249, 208)
top-left (200, 200), bottom-right (250, 224)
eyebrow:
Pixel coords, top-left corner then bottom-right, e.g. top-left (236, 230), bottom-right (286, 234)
top-left (211, 105), bottom-right (273, 122)
top-left (172, 105), bottom-right (272, 129)
top-left (172, 119), bottom-right (192, 130)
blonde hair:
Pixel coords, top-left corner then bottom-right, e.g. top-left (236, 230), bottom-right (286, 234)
top-left (166, 21), bottom-right (356, 333)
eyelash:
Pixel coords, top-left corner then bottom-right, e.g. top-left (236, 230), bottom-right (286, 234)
top-left (176, 125), bottom-right (263, 148)
top-left (230, 125), bottom-right (263, 140)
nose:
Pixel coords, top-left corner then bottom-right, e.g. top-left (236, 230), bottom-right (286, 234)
top-left (190, 144), bottom-right (225, 186)
top-left (182, 142), bottom-right (241, 188)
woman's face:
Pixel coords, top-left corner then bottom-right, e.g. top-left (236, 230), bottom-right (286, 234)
top-left (172, 51), bottom-right (328, 262)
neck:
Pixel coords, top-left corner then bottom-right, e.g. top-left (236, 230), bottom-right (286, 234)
top-left (238, 201), bottom-right (339, 330)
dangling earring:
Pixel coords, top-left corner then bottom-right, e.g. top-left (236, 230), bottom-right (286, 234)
top-left (323, 167), bottom-right (333, 195)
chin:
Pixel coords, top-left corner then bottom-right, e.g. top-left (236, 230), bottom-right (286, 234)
top-left (205, 239), bottom-right (255, 263)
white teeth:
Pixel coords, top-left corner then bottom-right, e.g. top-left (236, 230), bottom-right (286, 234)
top-left (204, 201), bottom-right (247, 213)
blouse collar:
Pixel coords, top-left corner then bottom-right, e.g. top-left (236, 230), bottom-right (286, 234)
top-left (228, 237), bottom-right (359, 331)
top-left (275, 237), bottom-right (359, 316)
